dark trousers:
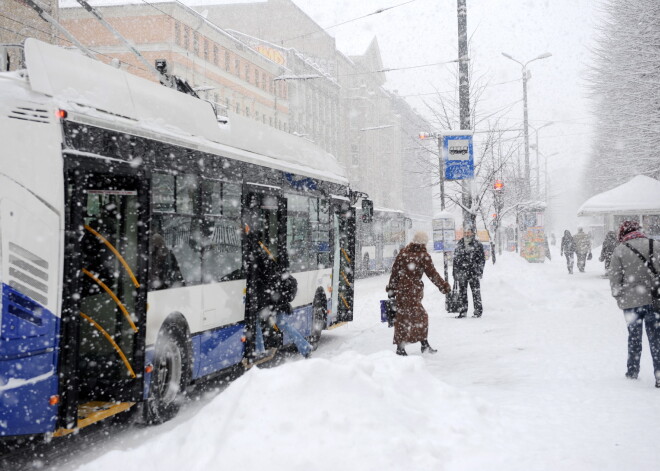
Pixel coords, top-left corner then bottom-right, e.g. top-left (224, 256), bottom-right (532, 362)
top-left (458, 277), bottom-right (482, 316)
top-left (564, 253), bottom-right (574, 273)
top-left (623, 305), bottom-right (660, 377)
top-left (576, 252), bottom-right (587, 272)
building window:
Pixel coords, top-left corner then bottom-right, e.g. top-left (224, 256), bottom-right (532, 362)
top-left (203, 39), bottom-right (209, 61)
top-left (236, 103), bottom-right (240, 114)
top-left (234, 58), bottom-right (240, 75)
top-left (174, 22), bottom-right (181, 46)
top-left (245, 106), bottom-right (250, 118)
top-left (225, 51), bottom-right (230, 71)
top-left (213, 45), bottom-right (219, 65)
top-left (245, 64), bottom-right (250, 82)
top-left (193, 33), bottom-right (199, 56)
top-left (184, 27), bottom-right (190, 50)
top-left (255, 110), bottom-right (259, 121)
top-left (255, 70), bottom-right (260, 87)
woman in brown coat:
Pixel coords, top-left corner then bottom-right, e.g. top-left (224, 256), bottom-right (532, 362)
top-left (386, 231), bottom-right (451, 356)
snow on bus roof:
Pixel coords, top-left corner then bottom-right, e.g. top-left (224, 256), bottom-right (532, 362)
top-left (23, 38), bottom-right (347, 185)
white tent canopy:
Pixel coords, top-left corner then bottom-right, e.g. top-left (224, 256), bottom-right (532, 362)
top-left (577, 175), bottom-right (660, 216)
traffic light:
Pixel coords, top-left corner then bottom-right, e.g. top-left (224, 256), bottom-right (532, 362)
top-left (418, 132), bottom-right (432, 140)
top-left (493, 180), bottom-right (504, 190)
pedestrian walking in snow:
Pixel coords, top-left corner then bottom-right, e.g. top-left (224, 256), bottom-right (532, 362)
top-left (573, 227), bottom-right (592, 272)
top-left (453, 228), bottom-right (486, 318)
top-left (599, 230), bottom-right (618, 273)
top-left (608, 220), bottom-right (660, 388)
top-left (386, 231), bottom-right (451, 356)
top-left (560, 230), bottom-right (576, 274)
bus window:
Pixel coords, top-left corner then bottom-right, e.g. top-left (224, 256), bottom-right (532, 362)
top-left (287, 194), bottom-right (313, 272)
top-left (311, 198), bottom-right (331, 268)
top-left (201, 181), bottom-right (243, 282)
top-left (150, 173), bottom-right (201, 288)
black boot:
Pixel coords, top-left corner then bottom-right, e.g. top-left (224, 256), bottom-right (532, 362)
top-left (396, 344), bottom-right (407, 356)
top-left (421, 340), bottom-right (437, 354)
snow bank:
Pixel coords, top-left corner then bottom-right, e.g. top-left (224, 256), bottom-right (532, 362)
top-left (74, 352), bottom-right (501, 471)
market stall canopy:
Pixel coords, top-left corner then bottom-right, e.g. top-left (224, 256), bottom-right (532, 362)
top-left (578, 175), bottom-right (660, 216)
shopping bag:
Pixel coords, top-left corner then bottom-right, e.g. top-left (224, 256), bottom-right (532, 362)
top-left (380, 299), bottom-right (396, 327)
top-left (445, 280), bottom-right (462, 313)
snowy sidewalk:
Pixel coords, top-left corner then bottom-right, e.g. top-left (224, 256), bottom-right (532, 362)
top-left (71, 247), bottom-right (660, 471)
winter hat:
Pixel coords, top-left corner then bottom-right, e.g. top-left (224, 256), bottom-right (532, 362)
top-left (618, 220), bottom-right (641, 242)
top-left (412, 231), bottom-right (429, 245)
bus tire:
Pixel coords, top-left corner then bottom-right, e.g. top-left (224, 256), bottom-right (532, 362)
top-left (146, 322), bottom-right (191, 424)
top-left (309, 288), bottom-right (327, 348)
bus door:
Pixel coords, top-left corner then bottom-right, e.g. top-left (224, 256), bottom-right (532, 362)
top-left (331, 198), bottom-right (356, 323)
top-left (241, 186), bottom-right (286, 351)
top-left (58, 166), bottom-right (148, 433)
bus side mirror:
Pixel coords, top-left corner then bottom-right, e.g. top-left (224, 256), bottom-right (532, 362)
top-left (361, 199), bottom-right (373, 223)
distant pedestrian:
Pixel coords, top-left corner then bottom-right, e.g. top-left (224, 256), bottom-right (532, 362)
top-left (608, 220), bottom-right (660, 387)
top-left (573, 227), bottom-right (592, 272)
top-left (560, 230), bottom-right (576, 274)
top-left (550, 233), bottom-right (557, 246)
top-left (453, 228), bottom-right (486, 318)
top-left (599, 230), bottom-right (618, 272)
top-left (386, 231), bottom-right (451, 356)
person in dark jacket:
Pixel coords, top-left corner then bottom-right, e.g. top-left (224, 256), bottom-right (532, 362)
top-left (560, 230), bottom-right (576, 274)
top-left (453, 229), bottom-right (486, 318)
top-left (599, 230), bottom-right (618, 272)
top-left (386, 231), bottom-right (451, 356)
top-left (608, 220), bottom-right (660, 387)
top-left (244, 231), bottom-right (312, 362)
top-left (573, 227), bottom-right (592, 272)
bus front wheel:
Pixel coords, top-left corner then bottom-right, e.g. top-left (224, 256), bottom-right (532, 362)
top-left (146, 323), bottom-right (191, 424)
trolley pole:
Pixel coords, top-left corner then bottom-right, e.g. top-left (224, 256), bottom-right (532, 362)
top-left (457, 0), bottom-right (474, 231)
top-left (438, 137), bottom-right (449, 282)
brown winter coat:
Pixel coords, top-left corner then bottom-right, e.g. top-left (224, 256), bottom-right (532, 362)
top-left (386, 243), bottom-right (451, 344)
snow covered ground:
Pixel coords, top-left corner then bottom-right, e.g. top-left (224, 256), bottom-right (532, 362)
top-left (66, 245), bottom-right (659, 471)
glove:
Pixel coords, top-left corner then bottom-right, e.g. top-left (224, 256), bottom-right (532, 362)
top-left (441, 283), bottom-right (451, 295)
top-left (587, 252), bottom-right (593, 260)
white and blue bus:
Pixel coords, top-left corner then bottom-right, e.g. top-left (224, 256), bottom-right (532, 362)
top-left (0, 39), bottom-right (365, 438)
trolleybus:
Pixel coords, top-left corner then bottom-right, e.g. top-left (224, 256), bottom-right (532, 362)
top-left (0, 39), bottom-right (366, 439)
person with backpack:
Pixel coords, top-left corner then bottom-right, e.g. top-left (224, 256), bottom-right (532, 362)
top-left (244, 230), bottom-right (312, 362)
top-left (608, 220), bottom-right (660, 388)
top-left (560, 230), bottom-right (576, 274)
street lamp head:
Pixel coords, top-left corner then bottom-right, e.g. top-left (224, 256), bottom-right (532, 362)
top-left (501, 52), bottom-right (514, 60)
top-left (535, 52), bottom-right (552, 60)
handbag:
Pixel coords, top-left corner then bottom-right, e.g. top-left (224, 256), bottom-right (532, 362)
top-left (380, 299), bottom-right (396, 327)
top-left (624, 240), bottom-right (660, 310)
top-left (446, 280), bottom-right (462, 313)
top-left (587, 252), bottom-right (593, 260)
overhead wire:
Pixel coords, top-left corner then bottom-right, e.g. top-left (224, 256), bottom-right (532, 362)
top-left (280, 0), bottom-right (418, 43)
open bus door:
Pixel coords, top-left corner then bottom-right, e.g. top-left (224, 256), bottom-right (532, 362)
top-left (241, 186), bottom-right (286, 360)
top-left (331, 198), bottom-right (356, 324)
top-left (58, 163), bottom-right (149, 435)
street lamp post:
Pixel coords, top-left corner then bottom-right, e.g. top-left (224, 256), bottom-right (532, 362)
top-left (529, 121), bottom-right (553, 199)
top-left (501, 52), bottom-right (552, 200)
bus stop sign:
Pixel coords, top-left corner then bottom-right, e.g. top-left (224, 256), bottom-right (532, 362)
top-left (442, 132), bottom-right (474, 180)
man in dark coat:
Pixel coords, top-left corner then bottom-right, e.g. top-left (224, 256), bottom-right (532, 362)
top-left (244, 231), bottom-right (311, 362)
top-left (608, 220), bottom-right (660, 387)
top-left (560, 230), bottom-right (576, 274)
top-left (386, 231), bottom-right (451, 356)
top-left (453, 228), bottom-right (486, 318)
top-left (573, 227), bottom-right (592, 272)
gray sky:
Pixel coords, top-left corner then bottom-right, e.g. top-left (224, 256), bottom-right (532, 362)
top-left (288, 0), bottom-right (599, 231)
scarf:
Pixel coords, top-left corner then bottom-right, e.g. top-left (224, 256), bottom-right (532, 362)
top-left (620, 231), bottom-right (646, 243)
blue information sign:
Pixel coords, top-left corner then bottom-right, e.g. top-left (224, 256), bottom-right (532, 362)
top-left (442, 133), bottom-right (474, 180)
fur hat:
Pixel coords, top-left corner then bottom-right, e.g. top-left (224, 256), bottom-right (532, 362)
top-left (412, 231), bottom-right (429, 245)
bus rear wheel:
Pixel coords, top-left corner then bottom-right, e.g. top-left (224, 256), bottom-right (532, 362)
top-left (146, 323), bottom-right (190, 424)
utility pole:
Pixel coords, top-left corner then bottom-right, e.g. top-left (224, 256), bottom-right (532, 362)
top-left (456, 0), bottom-right (474, 231)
